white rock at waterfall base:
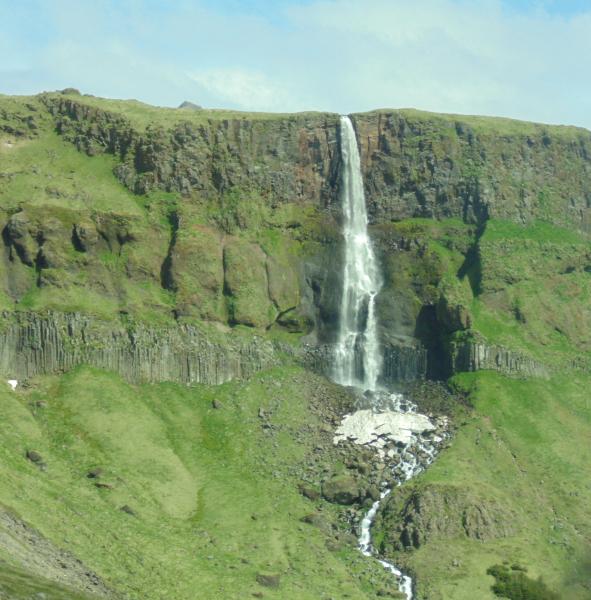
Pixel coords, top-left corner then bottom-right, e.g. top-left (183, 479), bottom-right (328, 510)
top-left (334, 409), bottom-right (435, 452)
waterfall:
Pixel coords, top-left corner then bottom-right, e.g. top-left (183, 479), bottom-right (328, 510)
top-left (333, 115), bottom-right (383, 391)
top-left (332, 116), bottom-right (423, 600)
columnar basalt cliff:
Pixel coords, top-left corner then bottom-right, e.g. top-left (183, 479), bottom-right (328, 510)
top-left (0, 311), bottom-right (281, 385)
top-left (448, 338), bottom-right (548, 379)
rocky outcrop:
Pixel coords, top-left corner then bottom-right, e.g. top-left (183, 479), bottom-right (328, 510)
top-left (353, 111), bottom-right (591, 233)
top-left (375, 484), bottom-right (515, 553)
top-left (42, 95), bottom-right (341, 204)
top-left (0, 311), bottom-right (282, 385)
top-left (303, 342), bottom-right (427, 383)
top-left (449, 338), bottom-right (548, 378)
top-left (42, 96), bottom-right (591, 234)
top-left (0, 509), bottom-right (113, 598)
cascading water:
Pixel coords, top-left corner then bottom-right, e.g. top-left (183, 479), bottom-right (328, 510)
top-left (332, 116), bottom-right (448, 600)
top-left (333, 115), bottom-right (382, 391)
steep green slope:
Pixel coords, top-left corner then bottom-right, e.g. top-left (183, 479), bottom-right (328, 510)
top-left (369, 216), bottom-right (591, 598)
top-left (374, 371), bottom-right (591, 599)
top-left (0, 366), bottom-right (406, 600)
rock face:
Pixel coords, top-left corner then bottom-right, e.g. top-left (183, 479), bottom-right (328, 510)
top-left (43, 96), bottom-right (591, 233)
top-left (0, 311), bottom-right (281, 385)
top-left (353, 111), bottom-right (591, 233)
top-left (43, 95), bottom-right (341, 203)
top-left (304, 342), bottom-right (427, 383)
top-left (449, 339), bottom-right (548, 378)
top-left (375, 484), bottom-right (514, 552)
top-left (3, 94), bottom-right (589, 384)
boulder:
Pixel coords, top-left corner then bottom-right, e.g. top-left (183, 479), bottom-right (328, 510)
top-left (298, 484), bottom-right (320, 501)
top-left (256, 573), bottom-right (280, 589)
top-left (321, 475), bottom-right (360, 505)
top-left (26, 450), bottom-right (43, 464)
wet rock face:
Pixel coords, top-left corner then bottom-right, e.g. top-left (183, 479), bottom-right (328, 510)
top-left (304, 342), bottom-right (427, 383)
top-left (376, 484), bottom-right (515, 552)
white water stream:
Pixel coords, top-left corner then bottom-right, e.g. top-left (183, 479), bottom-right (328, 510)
top-left (332, 116), bottom-right (445, 599)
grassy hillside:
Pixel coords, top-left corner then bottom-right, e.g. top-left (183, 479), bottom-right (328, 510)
top-left (0, 366), bottom-right (407, 600)
top-left (374, 371), bottom-right (591, 599)
top-left (370, 216), bottom-right (591, 598)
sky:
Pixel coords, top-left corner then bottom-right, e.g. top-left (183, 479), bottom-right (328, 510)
top-left (1, 0), bottom-right (590, 128)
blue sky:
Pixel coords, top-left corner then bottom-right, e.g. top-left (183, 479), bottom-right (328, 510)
top-left (1, 0), bottom-right (590, 128)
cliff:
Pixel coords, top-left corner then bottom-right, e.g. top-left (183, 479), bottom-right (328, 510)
top-left (42, 94), bottom-right (591, 232)
top-left (0, 311), bottom-right (281, 385)
top-left (1, 92), bottom-right (591, 384)
top-left (1, 92), bottom-right (590, 600)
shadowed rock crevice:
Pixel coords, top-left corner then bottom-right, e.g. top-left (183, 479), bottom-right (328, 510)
top-left (160, 210), bottom-right (180, 292)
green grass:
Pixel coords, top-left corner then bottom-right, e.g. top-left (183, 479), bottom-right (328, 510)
top-left (38, 92), bottom-right (333, 130)
top-left (38, 92), bottom-right (591, 138)
top-left (386, 371), bottom-right (591, 600)
top-left (362, 107), bottom-right (590, 138)
top-left (481, 219), bottom-right (587, 245)
top-left (460, 218), bottom-right (591, 366)
top-left (0, 564), bottom-right (98, 600)
top-left (0, 366), bottom-right (394, 600)
top-left (0, 125), bottom-right (143, 216)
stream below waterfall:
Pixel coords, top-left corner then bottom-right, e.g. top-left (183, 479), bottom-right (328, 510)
top-left (351, 394), bottom-right (447, 600)
top-left (331, 115), bottom-right (448, 599)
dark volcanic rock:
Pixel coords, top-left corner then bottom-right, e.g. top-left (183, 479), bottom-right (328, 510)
top-left (321, 475), bottom-right (360, 505)
top-left (256, 572), bottom-right (281, 589)
top-left (178, 101), bottom-right (203, 110)
top-left (26, 450), bottom-right (43, 464)
top-left (0, 311), bottom-right (284, 386)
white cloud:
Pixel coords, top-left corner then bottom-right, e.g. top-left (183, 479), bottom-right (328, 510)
top-left (188, 68), bottom-right (294, 112)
